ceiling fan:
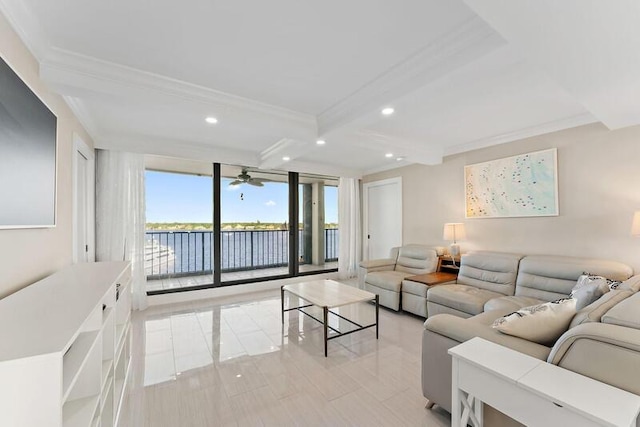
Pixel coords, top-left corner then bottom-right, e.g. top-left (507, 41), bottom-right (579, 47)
top-left (229, 168), bottom-right (269, 187)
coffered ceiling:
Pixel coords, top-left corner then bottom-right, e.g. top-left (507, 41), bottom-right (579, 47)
top-left (2, 0), bottom-right (639, 177)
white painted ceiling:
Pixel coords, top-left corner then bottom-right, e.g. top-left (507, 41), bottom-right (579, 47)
top-left (3, 0), bottom-right (639, 176)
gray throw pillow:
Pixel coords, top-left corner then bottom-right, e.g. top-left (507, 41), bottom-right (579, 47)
top-left (571, 283), bottom-right (606, 310)
top-left (570, 274), bottom-right (611, 310)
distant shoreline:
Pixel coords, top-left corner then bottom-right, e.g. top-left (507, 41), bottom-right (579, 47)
top-left (146, 222), bottom-right (338, 231)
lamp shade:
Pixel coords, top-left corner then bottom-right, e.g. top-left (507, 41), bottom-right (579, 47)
top-left (443, 223), bottom-right (466, 243)
top-left (632, 212), bottom-right (640, 236)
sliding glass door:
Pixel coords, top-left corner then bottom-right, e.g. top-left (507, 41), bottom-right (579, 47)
top-left (298, 174), bottom-right (339, 274)
top-left (220, 165), bottom-right (290, 282)
top-left (144, 169), bottom-right (214, 293)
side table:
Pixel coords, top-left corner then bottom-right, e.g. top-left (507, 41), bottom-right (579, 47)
top-left (438, 255), bottom-right (461, 274)
top-left (449, 337), bottom-right (640, 427)
top-left (401, 272), bottom-right (457, 317)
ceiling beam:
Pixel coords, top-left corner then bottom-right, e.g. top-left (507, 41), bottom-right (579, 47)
top-left (316, 16), bottom-right (506, 138)
top-left (39, 48), bottom-right (318, 139)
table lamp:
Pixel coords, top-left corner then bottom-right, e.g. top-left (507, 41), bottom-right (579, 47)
top-left (632, 211), bottom-right (640, 236)
top-left (443, 223), bottom-right (466, 257)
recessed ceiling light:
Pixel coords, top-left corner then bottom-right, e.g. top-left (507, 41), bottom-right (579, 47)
top-left (385, 153), bottom-right (394, 158)
top-left (316, 139), bottom-right (326, 145)
top-left (205, 116), bottom-right (218, 124)
top-left (282, 156), bottom-right (291, 161)
top-left (381, 107), bottom-right (395, 116)
top-left (396, 157), bottom-right (404, 161)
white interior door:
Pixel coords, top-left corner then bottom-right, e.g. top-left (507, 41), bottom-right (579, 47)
top-left (76, 151), bottom-right (88, 262)
top-left (363, 177), bottom-right (402, 260)
top-left (72, 135), bottom-right (95, 263)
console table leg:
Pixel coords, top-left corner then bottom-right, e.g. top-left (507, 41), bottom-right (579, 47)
top-left (281, 286), bottom-right (285, 324)
top-left (323, 306), bottom-right (328, 357)
top-left (452, 359), bottom-right (462, 427)
top-left (375, 295), bottom-right (379, 339)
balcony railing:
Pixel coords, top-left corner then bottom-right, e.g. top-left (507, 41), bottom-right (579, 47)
top-left (145, 228), bottom-right (338, 279)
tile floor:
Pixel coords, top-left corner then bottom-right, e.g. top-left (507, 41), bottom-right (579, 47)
top-left (118, 283), bottom-right (451, 426)
top-left (146, 262), bottom-right (339, 293)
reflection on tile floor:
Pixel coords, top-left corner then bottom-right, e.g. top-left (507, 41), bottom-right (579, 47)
top-left (146, 262), bottom-right (338, 292)
top-left (119, 282), bottom-right (451, 426)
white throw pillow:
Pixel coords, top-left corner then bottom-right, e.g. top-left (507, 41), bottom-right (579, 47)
top-left (492, 298), bottom-right (577, 344)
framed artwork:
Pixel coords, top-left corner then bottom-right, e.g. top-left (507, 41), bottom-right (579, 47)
top-left (465, 148), bottom-right (558, 218)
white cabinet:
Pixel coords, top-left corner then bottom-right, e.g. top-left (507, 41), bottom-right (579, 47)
top-left (0, 262), bottom-right (132, 427)
top-left (449, 337), bottom-right (640, 427)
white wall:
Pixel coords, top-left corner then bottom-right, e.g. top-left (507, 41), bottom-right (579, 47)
top-left (364, 123), bottom-right (640, 272)
top-left (0, 13), bottom-right (94, 298)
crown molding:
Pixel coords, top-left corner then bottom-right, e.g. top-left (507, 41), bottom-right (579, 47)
top-left (40, 48), bottom-right (317, 130)
top-left (353, 130), bottom-right (445, 165)
top-left (316, 16), bottom-right (506, 137)
top-left (62, 95), bottom-right (100, 140)
top-left (443, 112), bottom-right (597, 156)
top-left (0, 0), bottom-right (49, 60)
top-left (95, 133), bottom-right (259, 167)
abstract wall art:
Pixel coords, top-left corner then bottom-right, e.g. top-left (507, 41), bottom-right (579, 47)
top-left (465, 148), bottom-right (558, 218)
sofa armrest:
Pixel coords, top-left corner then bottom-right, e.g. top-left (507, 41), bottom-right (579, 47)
top-left (357, 258), bottom-right (397, 288)
top-left (359, 258), bottom-right (397, 269)
top-left (548, 323), bottom-right (640, 395)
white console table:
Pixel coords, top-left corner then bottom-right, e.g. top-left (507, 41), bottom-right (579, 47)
top-left (449, 337), bottom-right (640, 427)
top-left (0, 262), bottom-right (132, 427)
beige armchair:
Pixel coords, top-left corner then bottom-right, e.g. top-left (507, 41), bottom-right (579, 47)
top-left (361, 244), bottom-right (438, 311)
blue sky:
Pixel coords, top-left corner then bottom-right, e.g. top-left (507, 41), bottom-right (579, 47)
top-left (146, 171), bottom-right (338, 223)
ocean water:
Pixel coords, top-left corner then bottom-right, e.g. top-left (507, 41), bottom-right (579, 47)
top-left (145, 229), bottom-right (338, 276)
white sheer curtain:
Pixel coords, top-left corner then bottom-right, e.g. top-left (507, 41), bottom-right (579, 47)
top-left (96, 150), bottom-right (148, 311)
top-left (338, 177), bottom-right (362, 279)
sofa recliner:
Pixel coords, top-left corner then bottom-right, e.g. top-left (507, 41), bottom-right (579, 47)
top-left (421, 251), bottom-right (638, 426)
top-left (426, 251), bottom-right (523, 318)
top-left (360, 244), bottom-right (438, 311)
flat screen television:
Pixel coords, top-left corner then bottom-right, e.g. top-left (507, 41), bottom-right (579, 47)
top-left (0, 56), bottom-right (57, 228)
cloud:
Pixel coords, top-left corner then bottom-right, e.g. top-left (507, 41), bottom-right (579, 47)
top-left (265, 200), bottom-right (276, 206)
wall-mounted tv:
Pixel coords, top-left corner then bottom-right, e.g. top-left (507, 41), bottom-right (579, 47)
top-left (0, 56), bottom-right (57, 228)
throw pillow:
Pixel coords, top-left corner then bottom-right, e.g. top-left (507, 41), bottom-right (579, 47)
top-left (571, 274), bottom-right (610, 310)
top-left (492, 298), bottom-right (577, 345)
top-left (576, 272), bottom-right (622, 291)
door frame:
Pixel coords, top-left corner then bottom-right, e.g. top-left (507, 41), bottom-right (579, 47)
top-left (72, 133), bottom-right (96, 263)
top-left (362, 177), bottom-right (402, 260)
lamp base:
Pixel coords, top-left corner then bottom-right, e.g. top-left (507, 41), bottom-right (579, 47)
top-left (449, 243), bottom-right (461, 257)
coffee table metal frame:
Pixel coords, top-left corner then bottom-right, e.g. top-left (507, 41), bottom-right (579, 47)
top-left (281, 280), bottom-right (379, 357)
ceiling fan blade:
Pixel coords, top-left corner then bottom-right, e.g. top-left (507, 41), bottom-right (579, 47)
top-left (250, 178), bottom-right (270, 183)
top-left (229, 180), bottom-right (243, 186)
top-left (247, 180), bottom-right (264, 187)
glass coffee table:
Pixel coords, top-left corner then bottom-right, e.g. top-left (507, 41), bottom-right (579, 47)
top-left (281, 279), bottom-right (379, 356)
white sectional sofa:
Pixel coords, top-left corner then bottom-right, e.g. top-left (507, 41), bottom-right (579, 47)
top-left (421, 251), bottom-right (640, 426)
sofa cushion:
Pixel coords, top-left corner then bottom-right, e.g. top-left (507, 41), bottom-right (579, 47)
top-left (515, 255), bottom-right (633, 302)
top-left (457, 251), bottom-right (522, 296)
top-left (365, 270), bottom-right (410, 292)
top-left (394, 244), bottom-right (438, 275)
top-left (492, 298), bottom-right (577, 345)
top-left (602, 292), bottom-right (640, 330)
top-left (424, 314), bottom-right (551, 359)
top-left (570, 289), bottom-right (634, 328)
top-left (402, 279), bottom-right (429, 297)
top-left (484, 296), bottom-right (545, 313)
top-left (428, 284), bottom-right (504, 316)
top-left (468, 308), bottom-right (517, 326)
